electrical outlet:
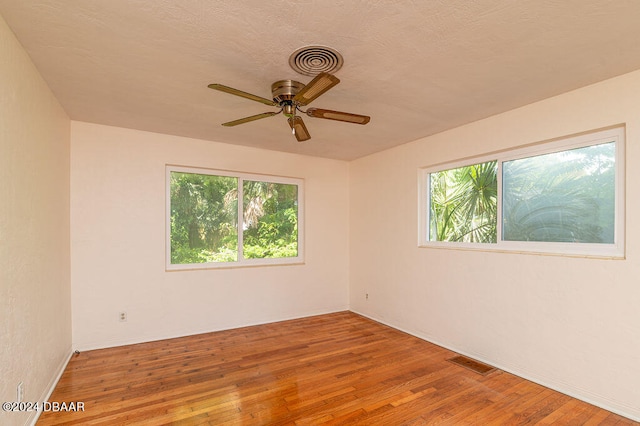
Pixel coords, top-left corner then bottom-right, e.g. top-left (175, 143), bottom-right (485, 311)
top-left (366, 293), bottom-right (369, 300)
top-left (119, 311), bottom-right (127, 322)
top-left (17, 382), bottom-right (24, 402)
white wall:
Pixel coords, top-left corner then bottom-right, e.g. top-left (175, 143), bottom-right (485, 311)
top-left (0, 14), bottom-right (71, 426)
top-left (71, 122), bottom-right (350, 350)
top-left (349, 70), bottom-right (640, 420)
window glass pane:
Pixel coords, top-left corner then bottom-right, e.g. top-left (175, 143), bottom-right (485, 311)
top-left (170, 172), bottom-right (238, 264)
top-left (502, 142), bottom-right (615, 243)
top-left (243, 181), bottom-right (299, 259)
top-left (429, 161), bottom-right (498, 243)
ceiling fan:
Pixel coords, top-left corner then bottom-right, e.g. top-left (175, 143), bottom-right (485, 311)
top-left (208, 72), bottom-right (370, 142)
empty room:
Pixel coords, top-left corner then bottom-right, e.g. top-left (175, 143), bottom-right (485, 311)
top-left (1, 1), bottom-right (639, 425)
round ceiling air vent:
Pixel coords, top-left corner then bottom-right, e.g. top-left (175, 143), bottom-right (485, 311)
top-left (289, 45), bottom-right (344, 76)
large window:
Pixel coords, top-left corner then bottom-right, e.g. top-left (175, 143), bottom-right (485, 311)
top-left (167, 166), bottom-right (303, 269)
top-left (419, 127), bottom-right (624, 257)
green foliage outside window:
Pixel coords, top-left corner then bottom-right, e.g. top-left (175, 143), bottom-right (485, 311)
top-left (428, 141), bottom-right (616, 245)
top-left (429, 161), bottom-right (498, 243)
top-left (243, 181), bottom-right (298, 259)
top-left (170, 172), bottom-right (298, 265)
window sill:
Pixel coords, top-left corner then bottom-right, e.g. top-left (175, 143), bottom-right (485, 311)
top-left (418, 242), bottom-right (624, 260)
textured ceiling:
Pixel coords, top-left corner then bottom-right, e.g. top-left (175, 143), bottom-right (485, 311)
top-left (2, 1), bottom-right (640, 160)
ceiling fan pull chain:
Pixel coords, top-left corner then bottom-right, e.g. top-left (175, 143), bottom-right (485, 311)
top-left (292, 107), bottom-right (296, 135)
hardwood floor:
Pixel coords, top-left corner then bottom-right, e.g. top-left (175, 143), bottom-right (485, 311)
top-left (38, 312), bottom-right (637, 425)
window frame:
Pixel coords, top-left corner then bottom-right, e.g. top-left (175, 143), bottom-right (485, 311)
top-left (166, 165), bottom-right (305, 270)
top-left (418, 126), bottom-right (625, 258)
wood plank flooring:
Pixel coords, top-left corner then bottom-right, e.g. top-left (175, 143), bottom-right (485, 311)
top-left (38, 312), bottom-right (637, 425)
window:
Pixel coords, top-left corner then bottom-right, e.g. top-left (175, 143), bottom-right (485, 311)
top-left (167, 166), bottom-right (303, 269)
top-left (429, 160), bottom-right (498, 244)
top-left (419, 127), bottom-right (624, 257)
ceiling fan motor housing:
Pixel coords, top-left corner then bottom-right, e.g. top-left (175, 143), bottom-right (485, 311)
top-left (271, 80), bottom-right (304, 103)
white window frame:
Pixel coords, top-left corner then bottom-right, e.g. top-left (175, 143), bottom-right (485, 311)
top-left (166, 165), bottom-right (305, 270)
top-left (418, 126), bottom-right (625, 258)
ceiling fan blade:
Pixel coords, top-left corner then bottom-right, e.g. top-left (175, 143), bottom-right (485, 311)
top-left (288, 116), bottom-right (311, 142)
top-left (292, 72), bottom-right (340, 106)
top-left (208, 83), bottom-right (278, 106)
top-left (222, 111), bottom-right (279, 127)
top-left (306, 107), bottom-right (370, 125)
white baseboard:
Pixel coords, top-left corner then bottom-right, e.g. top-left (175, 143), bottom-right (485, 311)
top-left (27, 348), bottom-right (74, 426)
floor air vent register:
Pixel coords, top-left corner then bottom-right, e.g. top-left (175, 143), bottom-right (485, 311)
top-left (448, 355), bottom-right (497, 375)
